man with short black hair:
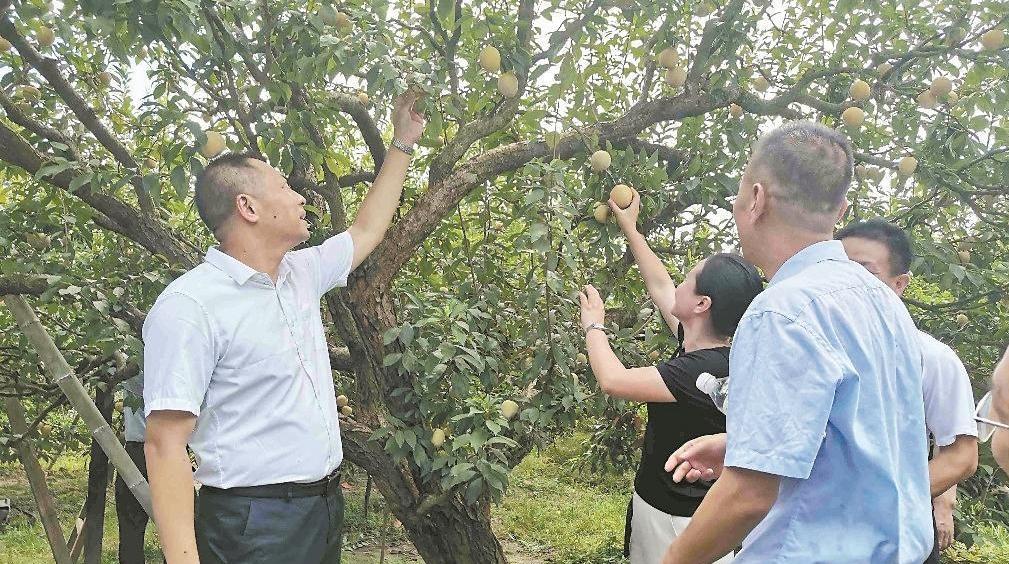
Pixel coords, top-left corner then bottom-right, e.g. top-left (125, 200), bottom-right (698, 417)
top-left (662, 122), bottom-right (933, 563)
top-left (143, 93), bottom-right (425, 564)
top-left (837, 219), bottom-right (979, 560)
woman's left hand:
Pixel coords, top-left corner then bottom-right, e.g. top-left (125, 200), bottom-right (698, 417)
top-left (579, 285), bottom-right (605, 330)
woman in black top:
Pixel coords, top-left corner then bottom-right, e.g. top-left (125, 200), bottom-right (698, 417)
top-left (578, 190), bottom-right (762, 564)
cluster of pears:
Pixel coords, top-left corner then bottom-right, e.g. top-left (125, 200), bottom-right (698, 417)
top-left (917, 75), bottom-right (957, 109)
top-left (336, 393), bottom-right (353, 417)
top-left (593, 184), bottom-right (636, 223)
top-left (658, 47), bottom-right (687, 88)
top-left (479, 45), bottom-right (519, 98)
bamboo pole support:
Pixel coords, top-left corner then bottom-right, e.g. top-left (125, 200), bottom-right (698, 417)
top-left (2, 397), bottom-right (72, 564)
top-left (3, 295), bottom-right (153, 516)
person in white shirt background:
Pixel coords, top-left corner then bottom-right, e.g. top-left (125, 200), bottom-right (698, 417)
top-left (142, 92), bottom-right (425, 564)
top-left (836, 219), bottom-right (979, 561)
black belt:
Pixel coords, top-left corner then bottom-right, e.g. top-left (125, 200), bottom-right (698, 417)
top-left (201, 471), bottom-right (341, 499)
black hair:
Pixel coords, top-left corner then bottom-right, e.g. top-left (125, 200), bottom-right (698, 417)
top-left (834, 219), bottom-right (913, 276)
top-left (694, 253), bottom-right (764, 338)
top-left (194, 152), bottom-right (266, 236)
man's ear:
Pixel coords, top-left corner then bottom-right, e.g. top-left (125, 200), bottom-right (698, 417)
top-left (235, 193), bottom-right (259, 224)
top-left (894, 272), bottom-right (911, 296)
top-left (750, 182), bottom-right (768, 220)
top-left (836, 200), bottom-right (850, 223)
top-left (695, 295), bottom-right (713, 315)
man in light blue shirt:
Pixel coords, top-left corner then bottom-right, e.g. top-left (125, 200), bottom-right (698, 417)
top-left (662, 122), bottom-right (933, 563)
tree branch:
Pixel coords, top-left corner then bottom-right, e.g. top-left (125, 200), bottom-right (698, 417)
top-left (366, 85), bottom-right (738, 289)
top-left (0, 16), bottom-right (155, 215)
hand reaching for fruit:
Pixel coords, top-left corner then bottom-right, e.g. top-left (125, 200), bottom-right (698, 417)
top-left (391, 90), bottom-right (426, 147)
top-left (608, 187), bottom-right (640, 234)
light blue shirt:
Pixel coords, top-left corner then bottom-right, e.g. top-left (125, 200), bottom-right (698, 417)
top-left (725, 240), bottom-right (932, 563)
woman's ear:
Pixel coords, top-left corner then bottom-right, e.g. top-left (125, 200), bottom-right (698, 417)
top-left (695, 295), bottom-right (713, 315)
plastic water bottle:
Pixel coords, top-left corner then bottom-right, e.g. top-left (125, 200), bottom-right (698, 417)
top-left (696, 372), bottom-right (729, 414)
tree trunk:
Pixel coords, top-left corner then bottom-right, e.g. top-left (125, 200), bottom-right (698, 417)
top-left (402, 499), bottom-right (506, 564)
top-left (2, 397), bottom-right (72, 564)
top-left (81, 387), bottom-right (114, 564)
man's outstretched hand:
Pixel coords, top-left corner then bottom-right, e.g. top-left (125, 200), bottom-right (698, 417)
top-left (391, 90), bottom-right (426, 146)
top-left (665, 433), bottom-right (728, 483)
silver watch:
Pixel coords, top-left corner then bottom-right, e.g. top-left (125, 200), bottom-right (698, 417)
top-left (390, 137), bottom-right (415, 156)
top-left (584, 322), bottom-right (608, 335)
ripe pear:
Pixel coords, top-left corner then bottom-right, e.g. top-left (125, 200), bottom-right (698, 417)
top-left (955, 313), bottom-right (969, 327)
top-left (590, 150), bottom-right (611, 172)
top-left (340, 405), bottom-right (353, 416)
top-left (982, 29), bottom-right (1005, 51)
top-left (200, 130), bottom-right (226, 158)
top-left (145, 157), bottom-right (158, 169)
top-left (17, 85), bottom-right (40, 101)
top-left (610, 184), bottom-right (634, 209)
top-left (478, 46), bottom-right (501, 73)
top-left (658, 47), bottom-right (679, 69)
top-left (334, 11), bottom-right (352, 33)
top-left (752, 75), bottom-right (769, 92)
top-left (898, 156), bottom-right (917, 176)
top-left (648, 350), bottom-right (661, 361)
top-left (38, 423), bottom-right (52, 437)
top-left (855, 164), bottom-right (868, 179)
top-left (498, 71), bottom-right (519, 98)
top-left (841, 106), bottom-right (865, 128)
top-left (500, 399), bottom-right (519, 420)
top-left (729, 103), bottom-right (743, 117)
top-left (0, 38), bottom-right (11, 52)
top-left (946, 90), bottom-right (959, 104)
top-left (576, 353), bottom-right (587, 364)
top-left (929, 76), bottom-right (953, 98)
top-left (593, 202), bottom-right (609, 223)
top-left (849, 79), bottom-right (871, 102)
top-left (957, 250), bottom-right (971, 265)
top-left (336, 394), bottom-right (349, 408)
top-left (664, 66), bottom-right (687, 88)
top-left (98, 71), bottom-right (112, 88)
top-left (877, 62), bottom-right (893, 77)
top-left (431, 428), bottom-right (446, 448)
top-left (917, 90), bottom-right (938, 109)
top-left (37, 26), bottom-right (55, 48)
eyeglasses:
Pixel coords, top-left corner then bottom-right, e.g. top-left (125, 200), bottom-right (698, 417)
top-left (975, 391), bottom-right (1009, 443)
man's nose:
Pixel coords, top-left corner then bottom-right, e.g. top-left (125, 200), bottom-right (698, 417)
top-left (298, 193), bottom-right (307, 206)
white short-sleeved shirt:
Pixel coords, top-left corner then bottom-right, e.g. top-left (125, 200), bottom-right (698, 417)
top-left (142, 232), bottom-right (354, 488)
top-left (920, 330), bottom-right (978, 447)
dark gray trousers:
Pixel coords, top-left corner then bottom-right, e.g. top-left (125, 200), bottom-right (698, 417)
top-left (195, 482), bottom-right (344, 564)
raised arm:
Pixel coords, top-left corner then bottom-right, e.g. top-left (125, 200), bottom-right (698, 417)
top-left (609, 191), bottom-right (679, 333)
top-left (347, 91), bottom-right (426, 269)
top-left (991, 347), bottom-right (1009, 474)
top-left (579, 284), bottom-right (677, 402)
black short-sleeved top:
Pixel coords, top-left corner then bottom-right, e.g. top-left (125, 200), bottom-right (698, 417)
top-left (633, 347), bottom-right (730, 517)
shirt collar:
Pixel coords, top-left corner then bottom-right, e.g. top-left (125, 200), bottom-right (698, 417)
top-left (769, 240), bottom-right (848, 286)
top-left (204, 247), bottom-right (291, 286)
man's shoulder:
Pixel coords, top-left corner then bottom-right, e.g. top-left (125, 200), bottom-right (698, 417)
top-left (918, 330), bottom-right (964, 371)
top-left (748, 260), bottom-right (872, 317)
top-left (151, 264), bottom-right (222, 310)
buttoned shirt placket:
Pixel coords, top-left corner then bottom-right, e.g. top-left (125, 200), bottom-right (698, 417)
top-left (265, 268), bottom-right (336, 476)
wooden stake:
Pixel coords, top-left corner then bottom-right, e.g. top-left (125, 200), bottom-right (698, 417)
top-left (2, 397), bottom-right (72, 564)
top-left (3, 295), bottom-right (153, 516)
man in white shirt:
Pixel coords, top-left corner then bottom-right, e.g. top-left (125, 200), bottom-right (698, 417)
top-left (143, 93), bottom-right (425, 564)
top-left (837, 219), bottom-right (979, 561)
